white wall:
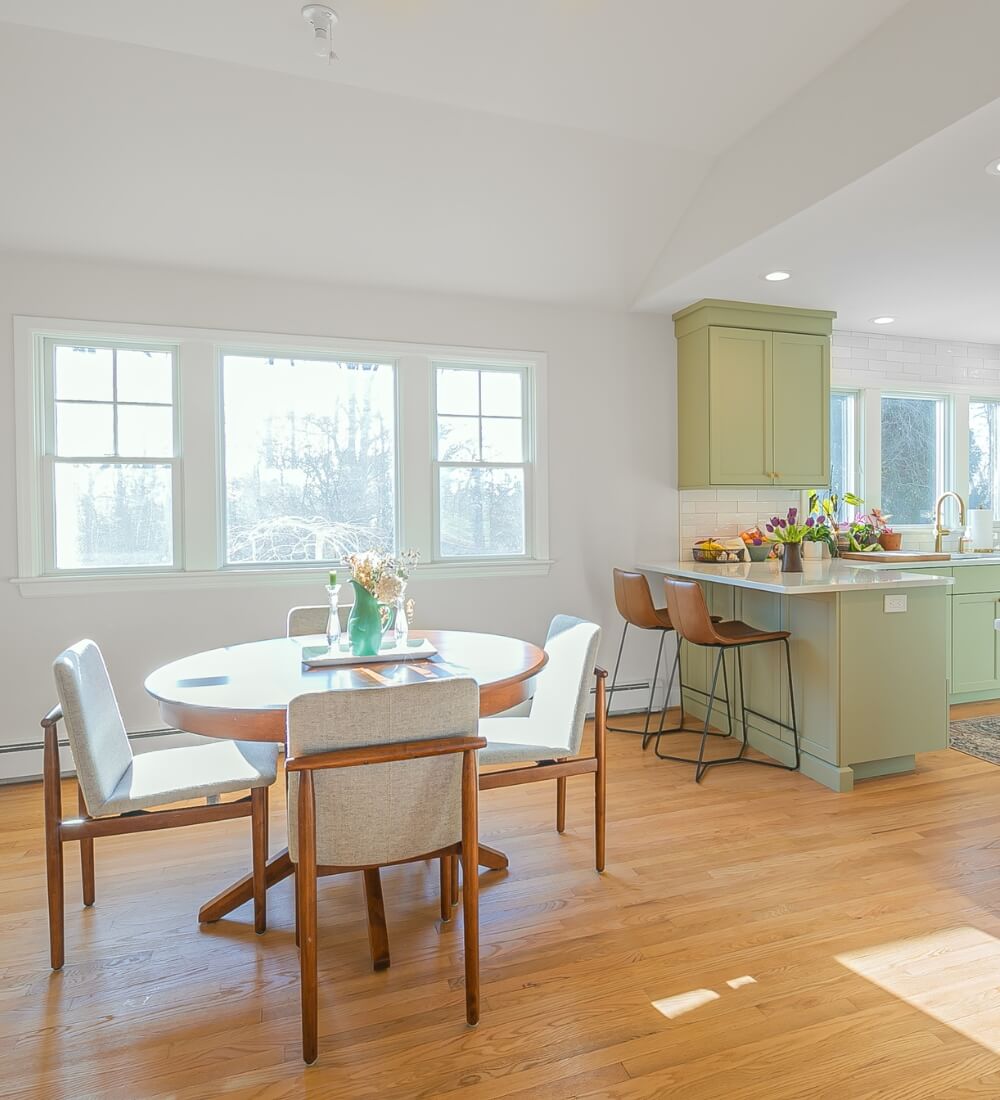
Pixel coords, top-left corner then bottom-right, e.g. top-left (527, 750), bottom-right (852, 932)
top-left (0, 251), bottom-right (676, 779)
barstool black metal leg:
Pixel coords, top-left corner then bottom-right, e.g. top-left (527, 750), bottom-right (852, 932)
top-left (694, 648), bottom-right (726, 784)
top-left (605, 622), bottom-right (628, 719)
top-left (642, 631), bottom-right (666, 741)
top-left (784, 637), bottom-right (801, 770)
top-left (736, 645), bottom-right (750, 755)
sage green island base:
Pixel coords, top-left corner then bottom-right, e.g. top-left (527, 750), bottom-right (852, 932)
top-left (638, 562), bottom-right (952, 793)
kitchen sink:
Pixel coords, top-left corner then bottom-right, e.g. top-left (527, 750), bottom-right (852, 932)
top-left (949, 552), bottom-right (1000, 560)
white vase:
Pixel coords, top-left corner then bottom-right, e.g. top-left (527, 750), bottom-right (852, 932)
top-left (802, 541), bottom-right (824, 562)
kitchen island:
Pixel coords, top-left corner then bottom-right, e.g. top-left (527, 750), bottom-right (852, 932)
top-left (637, 559), bottom-right (954, 792)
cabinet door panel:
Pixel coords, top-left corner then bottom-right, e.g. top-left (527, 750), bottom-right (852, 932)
top-left (951, 592), bottom-right (1000, 694)
top-left (708, 327), bottom-right (772, 486)
top-left (771, 331), bottom-right (830, 487)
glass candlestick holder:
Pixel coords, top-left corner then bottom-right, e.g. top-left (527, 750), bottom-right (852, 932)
top-left (325, 584), bottom-right (342, 648)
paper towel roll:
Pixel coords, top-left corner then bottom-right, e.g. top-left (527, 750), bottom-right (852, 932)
top-left (969, 508), bottom-right (994, 551)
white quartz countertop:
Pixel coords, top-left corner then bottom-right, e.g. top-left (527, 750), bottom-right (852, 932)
top-left (637, 559), bottom-right (955, 595)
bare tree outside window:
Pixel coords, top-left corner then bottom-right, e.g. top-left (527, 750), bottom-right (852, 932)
top-left (51, 343), bottom-right (176, 569)
top-left (880, 395), bottom-right (944, 526)
top-left (223, 355), bottom-right (396, 563)
top-left (435, 366), bottom-right (527, 557)
top-left (969, 400), bottom-right (1000, 517)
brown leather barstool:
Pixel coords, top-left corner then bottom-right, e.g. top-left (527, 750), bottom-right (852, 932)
top-left (609, 569), bottom-right (723, 749)
top-left (655, 577), bottom-right (801, 783)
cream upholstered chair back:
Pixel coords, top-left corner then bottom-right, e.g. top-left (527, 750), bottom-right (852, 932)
top-left (287, 605), bottom-right (340, 637)
top-left (529, 616), bottom-right (601, 757)
top-left (286, 678), bottom-right (480, 868)
top-left (52, 640), bottom-right (133, 815)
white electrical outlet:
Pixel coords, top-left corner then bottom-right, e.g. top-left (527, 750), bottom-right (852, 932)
top-left (884, 594), bottom-right (907, 613)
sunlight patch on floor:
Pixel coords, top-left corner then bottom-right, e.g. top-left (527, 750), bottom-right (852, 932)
top-left (651, 988), bottom-right (720, 1019)
top-left (836, 925), bottom-right (1000, 1053)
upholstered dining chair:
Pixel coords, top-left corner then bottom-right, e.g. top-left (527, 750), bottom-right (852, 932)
top-left (285, 678), bottom-right (484, 1064)
top-left (43, 640), bottom-right (279, 970)
top-left (477, 616), bottom-right (607, 871)
top-left (287, 605), bottom-right (345, 638)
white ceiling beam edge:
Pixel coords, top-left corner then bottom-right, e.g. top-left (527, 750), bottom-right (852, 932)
top-left (634, 0), bottom-right (1000, 312)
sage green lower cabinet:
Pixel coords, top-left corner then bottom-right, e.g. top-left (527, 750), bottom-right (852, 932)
top-left (901, 565), bottom-right (1000, 703)
top-left (676, 580), bottom-right (949, 792)
top-left (951, 591), bottom-right (1000, 698)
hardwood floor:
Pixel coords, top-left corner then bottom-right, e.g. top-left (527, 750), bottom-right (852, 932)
top-left (5, 711), bottom-right (1000, 1098)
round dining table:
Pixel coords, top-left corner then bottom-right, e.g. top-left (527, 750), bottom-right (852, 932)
top-left (145, 629), bottom-right (546, 925)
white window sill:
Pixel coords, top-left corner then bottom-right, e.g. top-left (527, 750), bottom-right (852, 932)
top-left (11, 560), bottom-right (554, 597)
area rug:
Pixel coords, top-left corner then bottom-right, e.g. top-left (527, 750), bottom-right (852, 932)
top-left (949, 716), bottom-right (1000, 766)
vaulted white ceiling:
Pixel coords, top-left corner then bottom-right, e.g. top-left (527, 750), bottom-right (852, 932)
top-left (2, 0), bottom-right (1000, 334)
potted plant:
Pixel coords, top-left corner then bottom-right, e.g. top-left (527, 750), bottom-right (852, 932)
top-left (846, 515), bottom-right (881, 552)
top-left (870, 508), bottom-right (900, 550)
top-left (808, 490), bottom-right (863, 556)
top-left (802, 514), bottom-right (835, 561)
top-left (765, 508), bottom-right (810, 572)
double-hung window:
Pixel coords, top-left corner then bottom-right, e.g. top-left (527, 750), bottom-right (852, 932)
top-left (434, 364), bottom-right (530, 558)
top-left (45, 339), bottom-right (178, 571)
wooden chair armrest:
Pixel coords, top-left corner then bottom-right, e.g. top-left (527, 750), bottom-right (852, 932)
top-left (286, 735), bottom-right (487, 772)
top-left (41, 704), bottom-right (63, 729)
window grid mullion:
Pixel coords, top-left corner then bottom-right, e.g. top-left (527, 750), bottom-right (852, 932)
top-left (111, 347), bottom-right (120, 457)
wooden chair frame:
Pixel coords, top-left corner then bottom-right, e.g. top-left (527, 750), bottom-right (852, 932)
top-left (475, 666), bottom-right (608, 883)
top-left (285, 732), bottom-right (487, 1065)
top-left (41, 705), bottom-right (269, 971)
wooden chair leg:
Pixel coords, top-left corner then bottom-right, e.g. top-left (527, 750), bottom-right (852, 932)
top-left (461, 750), bottom-right (480, 1026)
top-left (451, 850), bottom-right (460, 907)
top-left (251, 786), bottom-right (268, 934)
top-left (556, 776), bottom-right (567, 834)
top-left (294, 871), bottom-right (300, 948)
top-left (363, 868), bottom-right (390, 971)
top-left (595, 669), bottom-right (608, 873)
top-left (297, 773), bottom-right (319, 1064)
top-left (43, 727), bottom-right (65, 970)
top-left (78, 785), bottom-right (95, 907)
top-left (439, 856), bottom-right (453, 922)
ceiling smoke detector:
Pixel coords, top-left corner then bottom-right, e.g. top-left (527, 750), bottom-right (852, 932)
top-left (302, 5), bottom-right (338, 62)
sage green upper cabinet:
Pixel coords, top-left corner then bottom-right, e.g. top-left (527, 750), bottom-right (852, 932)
top-left (708, 327), bottom-right (772, 486)
top-left (674, 299), bottom-right (836, 490)
top-left (771, 331), bottom-right (830, 486)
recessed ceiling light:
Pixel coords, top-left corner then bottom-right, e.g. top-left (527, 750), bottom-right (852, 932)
top-left (871, 316), bottom-right (895, 325)
top-left (763, 271), bottom-right (791, 282)
top-left (986, 158), bottom-right (1000, 177)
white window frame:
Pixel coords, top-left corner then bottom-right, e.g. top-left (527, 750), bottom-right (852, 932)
top-left (13, 316), bottom-right (551, 595)
top-left (431, 359), bottom-right (535, 563)
top-left (40, 335), bottom-right (183, 575)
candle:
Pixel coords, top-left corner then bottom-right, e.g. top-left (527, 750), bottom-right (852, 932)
top-left (328, 570), bottom-right (337, 586)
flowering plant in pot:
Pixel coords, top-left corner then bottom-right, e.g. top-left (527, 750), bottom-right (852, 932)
top-left (807, 490), bottom-right (864, 556)
top-left (765, 508), bottom-right (810, 572)
top-left (869, 508), bottom-right (900, 550)
top-left (801, 514), bottom-right (835, 560)
top-left (846, 516), bottom-right (881, 553)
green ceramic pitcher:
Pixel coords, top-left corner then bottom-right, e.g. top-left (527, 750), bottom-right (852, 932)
top-left (348, 580), bottom-right (383, 657)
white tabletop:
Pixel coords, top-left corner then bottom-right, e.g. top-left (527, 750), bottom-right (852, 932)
top-left (637, 559), bottom-right (955, 595)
